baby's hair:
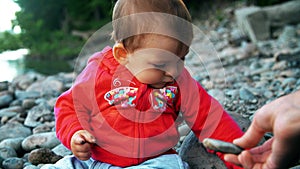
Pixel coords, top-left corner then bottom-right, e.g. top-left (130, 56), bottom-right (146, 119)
top-left (112, 0), bottom-right (193, 53)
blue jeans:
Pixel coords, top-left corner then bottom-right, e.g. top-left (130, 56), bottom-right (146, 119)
top-left (41, 154), bottom-right (189, 169)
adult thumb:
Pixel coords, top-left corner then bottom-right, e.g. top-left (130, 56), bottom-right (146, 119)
top-left (233, 121), bottom-right (265, 148)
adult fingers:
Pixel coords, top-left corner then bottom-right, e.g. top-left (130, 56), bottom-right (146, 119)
top-left (238, 151), bottom-right (255, 169)
top-left (224, 154), bottom-right (241, 166)
top-left (233, 121), bottom-right (266, 149)
top-left (249, 138), bottom-right (273, 155)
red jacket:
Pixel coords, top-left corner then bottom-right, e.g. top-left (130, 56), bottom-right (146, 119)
top-left (55, 46), bottom-right (243, 168)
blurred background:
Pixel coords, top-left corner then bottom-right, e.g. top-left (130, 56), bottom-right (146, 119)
top-left (0, 0), bottom-right (292, 82)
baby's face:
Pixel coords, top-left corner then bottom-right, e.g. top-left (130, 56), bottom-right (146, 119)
top-left (125, 35), bottom-right (187, 88)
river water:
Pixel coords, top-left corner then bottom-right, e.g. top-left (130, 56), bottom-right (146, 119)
top-left (0, 49), bottom-right (73, 82)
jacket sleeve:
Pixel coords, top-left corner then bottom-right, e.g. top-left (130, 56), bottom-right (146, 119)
top-left (54, 89), bottom-right (85, 149)
top-left (54, 52), bottom-right (104, 149)
top-left (177, 69), bottom-right (243, 169)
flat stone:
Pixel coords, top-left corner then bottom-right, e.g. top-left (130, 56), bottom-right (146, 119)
top-left (0, 122), bottom-right (31, 142)
top-left (21, 132), bottom-right (60, 152)
top-left (202, 138), bottom-right (243, 155)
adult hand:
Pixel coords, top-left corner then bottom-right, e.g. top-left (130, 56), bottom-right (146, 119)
top-left (71, 130), bottom-right (97, 161)
top-left (224, 91), bottom-right (300, 169)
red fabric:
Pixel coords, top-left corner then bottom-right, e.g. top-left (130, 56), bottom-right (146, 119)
top-left (54, 46), bottom-right (243, 168)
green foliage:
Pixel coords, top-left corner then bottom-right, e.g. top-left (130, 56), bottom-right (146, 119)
top-left (13, 0), bottom-right (115, 59)
top-left (0, 31), bottom-right (23, 52)
top-left (27, 30), bottom-right (84, 60)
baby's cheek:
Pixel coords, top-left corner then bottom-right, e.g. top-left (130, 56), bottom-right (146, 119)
top-left (136, 70), bottom-right (163, 84)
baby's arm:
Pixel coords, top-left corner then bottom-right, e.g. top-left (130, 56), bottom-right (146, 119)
top-left (178, 73), bottom-right (243, 168)
top-left (55, 88), bottom-right (91, 151)
top-left (71, 130), bottom-right (96, 160)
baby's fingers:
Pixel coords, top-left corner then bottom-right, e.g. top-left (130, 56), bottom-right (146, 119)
top-left (74, 151), bottom-right (92, 161)
top-left (80, 131), bottom-right (96, 144)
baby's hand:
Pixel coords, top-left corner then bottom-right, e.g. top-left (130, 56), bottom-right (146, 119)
top-left (71, 130), bottom-right (96, 161)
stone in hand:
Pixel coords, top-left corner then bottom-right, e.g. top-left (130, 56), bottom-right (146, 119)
top-left (202, 138), bottom-right (244, 155)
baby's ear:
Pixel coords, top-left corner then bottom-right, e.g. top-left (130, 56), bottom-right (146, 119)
top-left (113, 43), bottom-right (128, 65)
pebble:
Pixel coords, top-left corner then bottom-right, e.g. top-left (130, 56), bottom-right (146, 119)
top-left (0, 92), bottom-right (13, 108)
top-left (28, 148), bottom-right (62, 165)
top-left (0, 122), bottom-right (31, 142)
top-left (0, 138), bottom-right (24, 155)
top-left (0, 147), bottom-right (17, 159)
top-left (202, 138), bottom-right (243, 155)
top-left (24, 103), bottom-right (53, 128)
top-left (239, 87), bottom-right (257, 102)
top-left (51, 144), bottom-right (72, 157)
top-left (21, 132), bottom-right (60, 152)
top-left (2, 157), bottom-right (24, 169)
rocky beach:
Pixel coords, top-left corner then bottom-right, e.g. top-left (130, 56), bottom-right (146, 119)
top-left (0, 1), bottom-right (300, 169)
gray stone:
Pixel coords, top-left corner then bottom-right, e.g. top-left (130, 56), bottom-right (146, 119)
top-left (202, 138), bottom-right (243, 155)
top-left (0, 82), bottom-right (9, 92)
top-left (22, 99), bottom-right (36, 110)
top-left (229, 28), bottom-right (248, 46)
top-left (32, 123), bottom-right (55, 134)
top-left (297, 79), bottom-right (300, 86)
top-left (275, 48), bottom-right (300, 63)
top-left (0, 111), bottom-right (17, 118)
top-left (52, 144), bottom-right (72, 157)
top-left (21, 132), bottom-right (60, 152)
top-left (11, 72), bottom-right (44, 90)
top-left (0, 92), bottom-right (13, 108)
top-left (0, 106), bottom-right (23, 114)
top-left (0, 138), bottom-right (24, 155)
top-left (23, 164), bottom-right (40, 169)
top-left (179, 132), bottom-right (226, 169)
top-left (26, 76), bottom-right (64, 97)
top-left (2, 157), bottom-right (24, 169)
top-left (9, 99), bottom-right (22, 107)
top-left (263, 90), bottom-right (274, 98)
top-left (264, 0), bottom-right (300, 27)
top-left (24, 103), bottom-right (53, 128)
top-left (235, 0), bottom-right (300, 42)
top-left (278, 25), bottom-right (297, 44)
top-left (225, 89), bottom-right (239, 98)
top-left (28, 148), bottom-right (62, 165)
top-left (282, 77), bottom-right (297, 88)
top-left (0, 122), bottom-right (31, 142)
top-left (47, 98), bottom-right (57, 110)
top-left (235, 6), bottom-right (269, 42)
top-left (239, 87), bottom-right (256, 101)
top-left (0, 147), bottom-right (17, 159)
top-left (208, 89), bottom-right (226, 103)
top-left (15, 90), bottom-right (41, 100)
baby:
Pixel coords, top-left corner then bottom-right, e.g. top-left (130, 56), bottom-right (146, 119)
top-left (46, 0), bottom-right (244, 168)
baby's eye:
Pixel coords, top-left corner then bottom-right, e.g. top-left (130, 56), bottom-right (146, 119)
top-left (152, 63), bottom-right (166, 68)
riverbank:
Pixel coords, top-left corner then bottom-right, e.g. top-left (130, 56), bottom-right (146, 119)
top-left (0, 3), bottom-right (300, 169)
top-left (0, 49), bottom-right (73, 83)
